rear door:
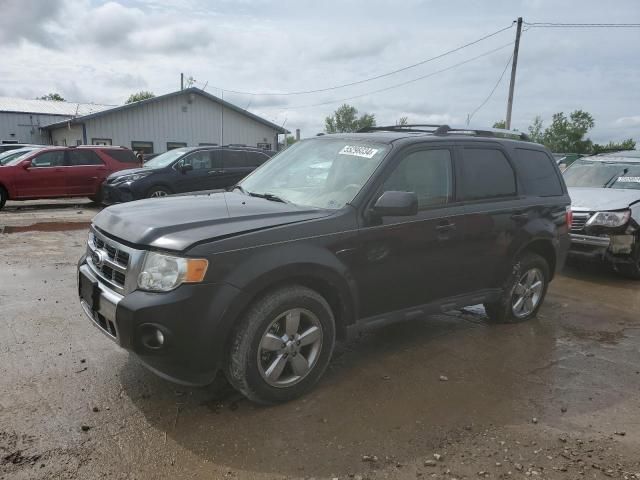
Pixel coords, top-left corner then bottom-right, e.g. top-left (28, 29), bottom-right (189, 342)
top-left (66, 149), bottom-right (107, 196)
top-left (222, 149), bottom-right (256, 185)
top-left (173, 149), bottom-right (219, 193)
top-left (13, 150), bottom-right (67, 198)
top-left (454, 144), bottom-right (520, 292)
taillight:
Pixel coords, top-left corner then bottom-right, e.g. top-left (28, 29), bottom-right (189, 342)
top-left (566, 207), bottom-right (573, 227)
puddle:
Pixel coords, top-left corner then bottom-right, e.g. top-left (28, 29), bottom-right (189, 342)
top-left (0, 222), bottom-right (90, 234)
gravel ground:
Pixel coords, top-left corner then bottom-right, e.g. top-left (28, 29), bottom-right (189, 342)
top-left (1, 201), bottom-right (639, 479)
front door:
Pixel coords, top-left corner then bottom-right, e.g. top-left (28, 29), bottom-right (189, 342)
top-left (13, 150), bottom-right (67, 198)
top-left (353, 146), bottom-right (466, 319)
top-left (173, 150), bottom-right (220, 193)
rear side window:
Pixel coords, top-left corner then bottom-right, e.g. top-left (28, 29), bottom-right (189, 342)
top-left (223, 150), bottom-right (248, 168)
top-left (104, 149), bottom-right (138, 164)
top-left (69, 150), bottom-right (103, 166)
top-left (459, 148), bottom-right (516, 201)
top-left (513, 148), bottom-right (564, 196)
top-left (246, 151), bottom-right (269, 167)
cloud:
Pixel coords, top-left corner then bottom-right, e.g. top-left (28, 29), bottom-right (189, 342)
top-left (615, 116), bottom-right (640, 127)
top-left (0, 0), bottom-right (65, 47)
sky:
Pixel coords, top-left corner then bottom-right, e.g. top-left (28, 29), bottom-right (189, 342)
top-left (0, 0), bottom-right (639, 144)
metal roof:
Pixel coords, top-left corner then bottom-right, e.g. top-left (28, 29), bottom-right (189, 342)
top-left (41, 88), bottom-right (288, 133)
top-left (0, 97), bottom-right (114, 117)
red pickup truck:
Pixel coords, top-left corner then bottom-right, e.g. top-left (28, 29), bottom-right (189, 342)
top-left (0, 146), bottom-right (139, 210)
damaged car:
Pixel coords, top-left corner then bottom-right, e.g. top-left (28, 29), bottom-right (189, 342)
top-left (564, 150), bottom-right (640, 278)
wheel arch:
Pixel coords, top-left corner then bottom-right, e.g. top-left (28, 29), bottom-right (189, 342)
top-left (517, 238), bottom-right (557, 279)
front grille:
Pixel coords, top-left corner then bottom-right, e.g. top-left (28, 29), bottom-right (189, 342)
top-left (571, 212), bottom-right (590, 233)
top-left (87, 229), bottom-right (141, 294)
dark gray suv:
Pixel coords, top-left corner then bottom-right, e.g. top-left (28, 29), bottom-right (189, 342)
top-left (78, 125), bottom-right (571, 404)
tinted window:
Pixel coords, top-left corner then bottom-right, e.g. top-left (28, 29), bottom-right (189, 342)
top-left (223, 150), bottom-right (248, 168)
top-left (459, 148), bottom-right (516, 200)
top-left (103, 149), bottom-right (138, 164)
top-left (513, 149), bottom-right (563, 196)
top-left (383, 149), bottom-right (453, 208)
top-left (245, 151), bottom-right (269, 167)
top-left (131, 141), bottom-right (153, 154)
top-left (210, 150), bottom-right (223, 169)
top-left (31, 151), bottom-right (65, 167)
top-left (69, 150), bottom-right (103, 166)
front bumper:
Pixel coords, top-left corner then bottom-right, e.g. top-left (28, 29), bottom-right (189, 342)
top-left (570, 233), bottom-right (611, 248)
top-left (78, 258), bottom-right (247, 386)
top-left (568, 233), bottom-right (636, 265)
top-left (101, 183), bottom-right (137, 205)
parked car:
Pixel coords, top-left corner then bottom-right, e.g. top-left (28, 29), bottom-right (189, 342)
top-left (0, 146), bottom-right (43, 166)
top-left (78, 125), bottom-right (571, 404)
top-left (0, 146), bottom-right (139, 210)
top-left (0, 143), bottom-right (42, 154)
top-left (564, 150), bottom-right (640, 278)
top-left (101, 146), bottom-right (275, 203)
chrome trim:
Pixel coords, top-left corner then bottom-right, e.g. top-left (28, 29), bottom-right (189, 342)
top-left (86, 227), bottom-right (145, 295)
top-left (78, 263), bottom-right (123, 343)
top-left (570, 233), bottom-right (611, 247)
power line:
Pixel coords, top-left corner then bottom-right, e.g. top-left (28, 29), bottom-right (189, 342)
top-left (524, 22), bottom-right (640, 28)
top-left (201, 23), bottom-right (515, 97)
top-left (266, 42), bottom-right (515, 111)
top-left (467, 52), bottom-right (514, 125)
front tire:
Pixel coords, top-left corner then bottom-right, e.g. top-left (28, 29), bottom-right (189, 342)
top-left (484, 252), bottom-right (550, 323)
top-left (225, 285), bottom-right (336, 404)
top-left (0, 187), bottom-right (6, 210)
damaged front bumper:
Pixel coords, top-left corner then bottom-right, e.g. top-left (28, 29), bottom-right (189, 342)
top-left (568, 232), bottom-right (636, 264)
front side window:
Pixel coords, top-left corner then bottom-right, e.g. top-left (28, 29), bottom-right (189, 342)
top-left (143, 148), bottom-right (191, 168)
top-left (69, 150), bottom-right (103, 166)
top-left (240, 138), bottom-right (390, 209)
top-left (180, 150), bottom-right (213, 170)
top-left (30, 151), bottom-right (65, 167)
top-left (564, 159), bottom-right (640, 190)
top-left (459, 148), bottom-right (516, 201)
top-left (382, 149), bottom-right (453, 209)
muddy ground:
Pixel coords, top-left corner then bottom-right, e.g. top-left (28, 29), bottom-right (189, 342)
top-left (1, 201), bottom-right (639, 480)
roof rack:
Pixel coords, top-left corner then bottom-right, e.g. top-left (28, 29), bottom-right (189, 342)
top-left (357, 124), bottom-right (530, 141)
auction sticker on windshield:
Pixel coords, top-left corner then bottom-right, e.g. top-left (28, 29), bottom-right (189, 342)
top-left (338, 145), bottom-right (379, 159)
top-left (617, 176), bottom-right (640, 183)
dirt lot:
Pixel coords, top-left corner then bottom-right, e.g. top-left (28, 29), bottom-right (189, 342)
top-left (1, 201), bottom-right (639, 480)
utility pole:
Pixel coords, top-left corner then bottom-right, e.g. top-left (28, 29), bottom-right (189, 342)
top-left (180, 73), bottom-right (184, 90)
top-left (505, 17), bottom-right (523, 130)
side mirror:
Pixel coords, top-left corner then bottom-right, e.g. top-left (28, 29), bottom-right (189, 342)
top-left (180, 163), bottom-right (193, 174)
top-left (372, 191), bottom-right (418, 217)
top-left (22, 160), bottom-right (32, 169)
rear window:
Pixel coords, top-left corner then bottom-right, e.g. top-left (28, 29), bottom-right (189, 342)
top-left (459, 148), bottom-right (516, 201)
top-left (103, 149), bottom-right (138, 164)
top-left (513, 148), bottom-right (564, 196)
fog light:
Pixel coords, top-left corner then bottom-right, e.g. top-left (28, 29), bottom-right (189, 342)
top-left (140, 325), bottom-right (166, 350)
top-left (155, 329), bottom-right (165, 346)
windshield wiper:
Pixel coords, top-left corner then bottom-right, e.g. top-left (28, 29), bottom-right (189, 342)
top-left (248, 192), bottom-right (289, 203)
top-left (232, 185), bottom-right (247, 194)
top-left (604, 167), bottom-right (629, 188)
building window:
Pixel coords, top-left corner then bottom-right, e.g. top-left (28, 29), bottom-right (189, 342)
top-left (199, 142), bottom-right (218, 146)
top-left (92, 138), bottom-right (112, 146)
top-left (76, 140), bottom-right (82, 146)
top-left (257, 142), bottom-right (272, 150)
top-left (167, 142), bottom-right (187, 150)
top-left (131, 141), bottom-right (154, 154)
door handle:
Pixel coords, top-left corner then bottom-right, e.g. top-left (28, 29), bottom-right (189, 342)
top-left (511, 212), bottom-right (529, 221)
top-left (208, 169), bottom-right (225, 175)
top-left (435, 221), bottom-right (456, 231)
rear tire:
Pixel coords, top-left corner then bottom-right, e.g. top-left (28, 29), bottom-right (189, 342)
top-left (0, 187), bottom-right (6, 210)
top-left (225, 285), bottom-right (336, 405)
top-left (484, 252), bottom-right (550, 323)
top-left (146, 186), bottom-right (172, 198)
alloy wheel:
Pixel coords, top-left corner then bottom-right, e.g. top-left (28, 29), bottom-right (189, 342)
top-left (511, 268), bottom-right (544, 318)
top-left (257, 308), bottom-right (323, 388)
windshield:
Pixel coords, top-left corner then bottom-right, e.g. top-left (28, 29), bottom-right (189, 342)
top-left (143, 148), bottom-right (191, 168)
top-left (0, 148), bottom-right (41, 166)
top-left (239, 138), bottom-right (389, 209)
top-left (564, 159), bottom-right (640, 190)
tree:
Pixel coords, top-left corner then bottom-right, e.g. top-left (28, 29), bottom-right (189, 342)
top-left (125, 91), bottom-right (155, 104)
top-left (527, 116), bottom-right (544, 144)
top-left (396, 116), bottom-right (408, 126)
top-left (39, 93), bottom-right (65, 101)
top-left (325, 104), bottom-right (376, 133)
top-left (286, 135), bottom-right (297, 146)
top-left (592, 138), bottom-right (636, 154)
top-left (542, 110), bottom-right (594, 154)
top-left (492, 120), bottom-right (506, 129)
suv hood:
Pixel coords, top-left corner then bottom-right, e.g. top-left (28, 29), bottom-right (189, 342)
top-left (93, 191), bottom-right (332, 251)
top-left (569, 187), bottom-right (640, 212)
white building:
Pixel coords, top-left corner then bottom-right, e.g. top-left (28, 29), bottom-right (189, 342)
top-left (0, 97), bottom-right (112, 145)
top-left (43, 88), bottom-right (286, 153)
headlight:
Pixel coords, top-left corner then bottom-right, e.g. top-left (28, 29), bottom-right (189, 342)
top-left (137, 252), bottom-right (208, 292)
top-left (586, 210), bottom-right (630, 228)
top-left (113, 172), bottom-right (151, 184)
